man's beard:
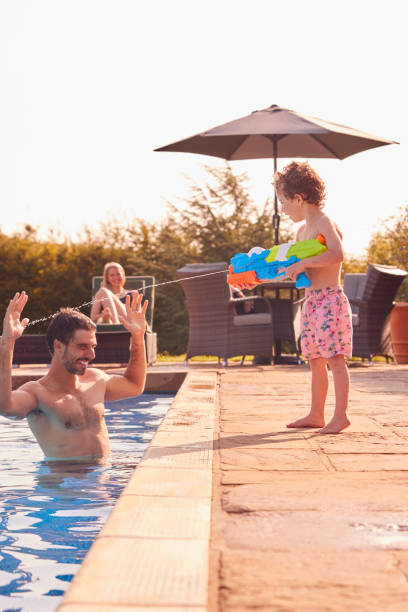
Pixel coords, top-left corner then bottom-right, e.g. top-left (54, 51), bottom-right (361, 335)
top-left (62, 349), bottom-right (88, 375)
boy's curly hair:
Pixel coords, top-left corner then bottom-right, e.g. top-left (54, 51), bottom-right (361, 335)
top-left (274, 161), bottom-right (326, 207)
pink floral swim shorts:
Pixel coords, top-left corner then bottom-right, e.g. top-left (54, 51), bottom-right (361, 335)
top-left (300, 286), bottom-right (353, 360)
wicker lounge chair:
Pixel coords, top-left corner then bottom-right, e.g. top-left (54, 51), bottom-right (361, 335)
top-left (344, 264), bottom-right (407, 363)
top-left (13, 334), bottom-right (50, 365)
top-left (177, 262), bottom-right (274, 365)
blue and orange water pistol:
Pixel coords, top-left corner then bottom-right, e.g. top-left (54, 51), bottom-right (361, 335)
top-left (227, 234), bottom-right (327, 289)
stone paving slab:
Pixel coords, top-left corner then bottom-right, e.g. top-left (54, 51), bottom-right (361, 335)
top-left (220, 420), bottom-right (307, 434)
top-left (328, 453), bottom-right (408, 471)
top-left (218, 431), bottom-right (312, 449)
top-left (220, 550), bottom-right (408, 611)
top-left (220, 446), bottom-right (327, 471)
top-left (212, 363), bottom-right (408, 611)
top-left (223, 510), bottom-right (408, 551)
top-left (222, 473), bottom-right (408, 513)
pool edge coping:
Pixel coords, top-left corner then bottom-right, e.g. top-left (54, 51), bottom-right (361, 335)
top-left (57, 368), bottom-right (219, 610)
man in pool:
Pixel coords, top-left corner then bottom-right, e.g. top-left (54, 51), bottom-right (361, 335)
top-left (0, 291), bottom-right (148, 462)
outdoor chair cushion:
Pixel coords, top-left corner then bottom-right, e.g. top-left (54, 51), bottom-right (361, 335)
top-left (232, 313), bottom-right (272, 326)
top-left (343, 272), bottom-right (366, 327)
top-left (351, 313), bottom-right (359, 326)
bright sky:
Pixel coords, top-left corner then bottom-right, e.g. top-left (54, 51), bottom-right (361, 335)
top-left (0, 0), bottom-right (406, 256)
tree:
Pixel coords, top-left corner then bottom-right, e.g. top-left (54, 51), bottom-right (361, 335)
top-left (0, 165), bottom-right (296, 354)
top-left (166, 163), bottom-right (295, 262)
top-left (365, 204), bottom-right (408, 300)
top-left (158, 164), bottom-right (296, 352)
top-left (0, 227), bottom-right (133, 334)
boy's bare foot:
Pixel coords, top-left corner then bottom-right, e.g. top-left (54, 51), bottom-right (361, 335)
top-left (315, 416), bottom-right (350, 434)
top-left (287, 415), bottom-right (325, 428)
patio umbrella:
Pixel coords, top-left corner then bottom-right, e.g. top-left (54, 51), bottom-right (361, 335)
top-left (155, 104), bottom-right (398, 243)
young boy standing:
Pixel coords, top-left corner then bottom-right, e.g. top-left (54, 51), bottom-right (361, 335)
top-left (274, 161), bottom-right (352, 434)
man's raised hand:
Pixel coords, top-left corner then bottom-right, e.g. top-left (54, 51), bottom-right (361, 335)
top-left (2, 292), bottom-right (30, 343)
top-left (118, 291), bottom-right (148, 338)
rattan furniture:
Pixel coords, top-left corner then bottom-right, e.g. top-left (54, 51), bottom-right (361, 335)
top-left (344, 264), bottom-right (407, 363)
top-left (177, 262), bottom-right (274, 365)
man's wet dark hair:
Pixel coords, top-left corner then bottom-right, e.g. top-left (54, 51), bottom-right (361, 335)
top-left (46, 308), bottom-right (96, 355)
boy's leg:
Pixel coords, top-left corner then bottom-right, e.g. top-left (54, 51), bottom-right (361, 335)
top-left (287, 357), bottom-right (328, 428)
top-left (316, 355), bottom-right (350, 434)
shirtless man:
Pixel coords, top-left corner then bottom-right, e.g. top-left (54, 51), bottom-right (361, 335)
top-left (0, 290), bottom-right (148, 461)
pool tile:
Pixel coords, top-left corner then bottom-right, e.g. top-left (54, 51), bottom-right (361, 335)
top-left (123, 466), bottom-right (212, 497)
top-left (59, 606), bottom-right (206, 612)
top-left (59, 370), bottom-right (216, 610)
top-left (100, 495), bottom-right (211, 539)
top-left (140, 442), bottom-right (213, 469)
top-left (150, 430), bottom-right (214, 446)
top-left (60, 537), bottom-right (208, 606)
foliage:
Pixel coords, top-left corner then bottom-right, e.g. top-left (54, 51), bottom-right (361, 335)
top-left (0, 225), bottom-right (132, 335)
top-left (166, 163), bottom-right (294, 262)
top-left (2, 183), bottom-right (407, 354)
top-left (342, 255), bottom-right (369, 275)
top-left (1, 165), bottom-right (292, 354)
top-left (159, 164), bottom-right (295, 351)
top-left (365, 204), bottom-right (408, 301)
top-left (366, 204), bottom-right (408, 266)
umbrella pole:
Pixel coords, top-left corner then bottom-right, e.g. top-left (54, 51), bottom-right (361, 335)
top-left (272, 140), bottom-right (279, 245)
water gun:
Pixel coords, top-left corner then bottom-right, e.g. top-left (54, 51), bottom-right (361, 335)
top-left (227, 234), bottom-right (327, 289)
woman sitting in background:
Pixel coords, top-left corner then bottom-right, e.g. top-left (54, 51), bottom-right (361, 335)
top-left (91, 262), bottom-right (131, 324)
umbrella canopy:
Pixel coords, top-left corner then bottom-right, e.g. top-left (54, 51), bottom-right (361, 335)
top-left (155, 104), bottom-right (398, 242)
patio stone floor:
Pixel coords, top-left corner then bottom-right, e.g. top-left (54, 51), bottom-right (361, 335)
top-left (17, 360), bottom-right (407, 611)
top-left (210, 362), bottom-right (408, 611)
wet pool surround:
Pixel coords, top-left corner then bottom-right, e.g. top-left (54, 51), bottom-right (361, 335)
top-left (58, 369), bottom-right (217, 610)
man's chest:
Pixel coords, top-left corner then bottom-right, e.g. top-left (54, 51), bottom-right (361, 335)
top-left (35, 384), bottom-right (106, 430)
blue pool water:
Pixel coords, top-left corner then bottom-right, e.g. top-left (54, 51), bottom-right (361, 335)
top-left (0, 393), bottom-right (173, 612)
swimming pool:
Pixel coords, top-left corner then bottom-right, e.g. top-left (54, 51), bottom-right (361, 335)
top-left (0, 393), bottom-right (174, 612)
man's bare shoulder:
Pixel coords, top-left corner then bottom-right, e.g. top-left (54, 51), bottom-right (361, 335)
top-left (14, 380), bottom-right (42, 413)
top-left (18, 379), bottom-right (44, 396)
top-left (64, 367), bottom-right (109, 385)
top-left (87, 366), bottom-right (110, 381)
